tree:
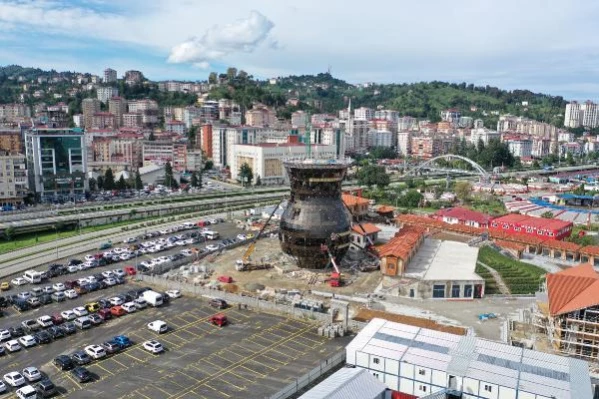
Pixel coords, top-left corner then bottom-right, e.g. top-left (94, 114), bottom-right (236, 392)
top-left (454, 181), bottom-right (472, 202)
top-left (148, 131), bottom-right (155, 141)
top-left (88, 177), bottom-right (97, 192)
top-left (134, 170), bottom-right (143, 190)
top-left (255, 175), bottom-right (262, 186)
top-left (4, 226), bottom-right (15, 241)
top-left (164, 161), bottom-right (177, 189)
top-left (369, 146), bottom-right (397, 160)
top-left (238, 162), bottom-right (254, 187)
top-left (204, 160), bottom-right (213, 170)
top-left (357, 165), bottom-right (390, 188)
top-left (187, 125), bottom-right (197, 148)
top-left (208, 72), bottom-right (217, 84)
top-left (226, 67), bottom-right (238, 80)
top-left (104, 168), bottom-right (115, 190)
top-left (541, 211), bottom-right (554, 219)
top-left (97, 175), bottom-right (104, 190)
top-left (116, 175), bottom-right (127, 190)
top-left (191, 172), bottom-right (199, 188)
top-left (397, 190), bottom-right (423, 208)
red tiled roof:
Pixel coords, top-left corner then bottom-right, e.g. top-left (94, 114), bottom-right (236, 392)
top-left (351, 223), bottom-right (381, 236)
top-left (547, 264), bottom-right (599, 316)
top-left (376, 205), bottom-right (395, 214)
top-left (492, 214), bottom-right (572, 231)
top-left (342, 194), bottom-right (370, 207)
top-left (541, 240), bottom-right (581, 252)
top-left (580, 246), bottom-right (599, 257)
top-left (376, 225), bottom-right (426, 260)
top-left (435, 207), bottom-right (493, 225)
top-left (494, 240), bottom-right (526, 252)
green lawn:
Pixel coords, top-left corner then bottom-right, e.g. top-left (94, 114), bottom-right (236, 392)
top-left (477, 246), bottom-right (546, 295)
top-left (474, 263), bottom-right (498, 294)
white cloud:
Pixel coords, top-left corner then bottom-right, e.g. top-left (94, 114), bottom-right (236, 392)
top-left (167, 11), bottom-right (274, 67)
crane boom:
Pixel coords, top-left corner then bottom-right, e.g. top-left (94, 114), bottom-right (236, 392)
top-left (241, 199), bottom-right (285, 263)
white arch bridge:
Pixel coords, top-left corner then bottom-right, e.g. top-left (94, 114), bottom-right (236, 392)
top-left (404, 154), bottom-right (490, 182)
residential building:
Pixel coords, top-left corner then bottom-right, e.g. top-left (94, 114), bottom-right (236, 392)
top-left (142, 141), bottom-right (188, 172)
top-left (82, 98), bottom-right (101, 130)
top-left (141, 110), bottom-right (159, 126)
top-left (433, 207), bottom-right (492, 228)
top-left (374, 109), bottom-right (399, 122)
top-left (0, 152), bottom-right (27, 206)
top-left (350, 223), bottom-right (381, 250)
top-left (103, 68), bottom-right (117, 83)
top-left (470, 128), bottom-right (500, 145)
top-left (558, 131), bottom-right (575, 142)
top-left (397, 131), bottom-right (412, 156)
top-left (124, 70), bottom-right (143, 85)
top-left (128, 99), bottom-right (158, 113)
top-left (230, 142), bottom-right (337, 185)
top-left (367, 130), bottom-right (393, 148)
top-left (341, 119), bottom-right (369, 152)
top-left (91, 112), bottom-right (116, 130)
top-left (532, 138), bottom-right (551, 158)
top-left (490, 214), bottom-right (573, 240)
top-left (564, 101), bottom-right (599, 128)
top-left (245, 107), bottom-right (276, 127)
top-left (299, 367), bottom-right (388, 399)
top-left (507, 139), bottom-right (533, 158)
top-left (165, 120), bottom-right (186, 135)
top-left (0, 129), bottom-right (23, 153)
top-left (398, 116), bottom-right (417, 131)
top-left (440, 108), bottom-right (460, 123)
top-left (342, 194), bottom-right (370, 218)
top-left (96, 86), bottom-right (119, 103)
top-left (122, 113), bottom-right (142, 128)
top-left (0, 103), bottom-right (31, 121)
top-left (458, 116), bottom-right (474, 128)
top-left (91, 133), bottom-right (142, 170)
top-left (355, 107), bottom-right (374, 121)
top-left (201, 124), bottom-right (213, 157)
top-left (186, 150), bottom-right (203, 172)
top-left (346, 318), bottom-right (592, 399)
top-left (108, 97), bottom-right (127, 128)
top-left (24, 128), bottom-right (87, 201)
top-left (410, 136), bottom-right (443, 159)
top-left (291, 110), bottom-right (308, 128)
top-left (311, 125), bottom-right (346, 159)
top-left (183, 106), bottom-right (201, 129)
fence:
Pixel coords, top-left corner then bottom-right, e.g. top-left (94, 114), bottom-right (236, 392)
top-left (138, 274), bottom-right (332, 323)
top-left (268, 351), bottom-right (346, 399)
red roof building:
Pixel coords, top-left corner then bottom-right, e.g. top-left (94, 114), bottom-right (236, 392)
top-left (489, 214), bottom-right (573, 240)
top-left (350, 223), bottom-right (381, 249)
top-left (377, 226), bottom-right (426, 276)
top-left (434, 207), bottom-right (493, 228)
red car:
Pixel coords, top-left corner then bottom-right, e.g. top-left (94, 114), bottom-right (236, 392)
top-left (98, 308), bottom-right (113, 320)
top-left (124, 266), bottom-right (136, 276)
top-left (210, 313), bottom-right (228, 327)
top-left (51, 313), bottom-right (64, 325)
top-left (217, 276), bottom-right (233, 283)
top-left (111, 305), bottom-right (126, 317)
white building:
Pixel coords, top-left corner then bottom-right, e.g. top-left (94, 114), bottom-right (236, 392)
top-left (103, 68), bottom-right (117, 83)
top-left (311, 126), bottom-right (346, 159)
top-left (507, 139), bottom-right (533, 158)
top-left (470, 128), bottom-right (500, 145)
top-left (299, 367), bottom-right (388, 399)
top-left (72, 114), bottom-right (84, 128)
top-left (346, 318), bottom-right (592, 399)
top-left (0, 152), bottom-right (27, 206)
top-left (398, 117), bottom-right (417, 131)
top-left (355, 107), bottom-right (374, 121)
top-left (291, 110), bottom-right (308, 128)
top-left (374, 110), bottom-right (399, 122)
top-left (368, 130), bottom-right (393, 148)
top-left (557, 131), bottom-right (575, 142)
top-left (212, 127), bottom-right (292, 168)
top-left (564, 101), bottom-right (599, 128)
top-left (230, 143), bottom-right (337, 185)
top-left (96, 86), bottom-right (119, 103)
top-left (397, 131), bottom-right (411, 156)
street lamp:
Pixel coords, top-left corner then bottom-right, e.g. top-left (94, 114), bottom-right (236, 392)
top-left (53, 225), bottom-right (58, 260)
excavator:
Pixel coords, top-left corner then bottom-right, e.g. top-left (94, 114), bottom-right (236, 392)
top-left (235, 199), bottom-right (284, 271)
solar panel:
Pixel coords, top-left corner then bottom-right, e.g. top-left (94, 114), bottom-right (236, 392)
top-left (477, 354), bottom-right (569, 382)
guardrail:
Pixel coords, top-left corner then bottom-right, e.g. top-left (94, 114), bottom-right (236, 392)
top-left (268, 351), bottom-right (346, 399)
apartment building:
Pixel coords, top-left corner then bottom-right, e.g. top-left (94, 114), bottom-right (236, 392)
top-left (25, 128), bottom-right (87, 202)
top-left (245, 107), bottom-right (276, 127)
top-left (82, 98), bottom-right (101, 130)
top-left (311, 125), bottom-right (346, 159)
top-left (91, 112), bottom-right (116, 130)
top-left (397, 131), bottom-right (412, 157)
top-left (124, 70), bottom-right (143, 85)
top-left (122, 113), bottom-right (142, 128)
top-left (355, 107), bottom-right (374, 121)
top-left (398, 116), bottom-right (417, 131)
top-left (507, 139), bottom-right (533, 158)
top-left (440, 108), bottom-right (460, 123)
top-left (374, 109), bottom-right (399, 122)
top-left (291, 110), bottom-right (308, 128)
top-left (411, 136), bottom-right (443, 159)
top-left (0, 152), bottom-right (27, 206)
top-left (128, 99), bottom-right (158, 113)
top-left (103, 68), bottom-right (117, 83)
top-left (97, 86), bottom-right (119, 103)
top-left (108, 97), bottom-right (127, 128)
top-left (201, 124), bottom-right (213, 158)
top-left (0, 129), bottom-right (23, 153)
top-left (367, 130), bottom-right (393, 148)
top-left (165, 120), bottom-right (186, 135)
top-left (470, 128), bottom-right (500, 145)
top-left (0, 103), bottom-right (31, 121)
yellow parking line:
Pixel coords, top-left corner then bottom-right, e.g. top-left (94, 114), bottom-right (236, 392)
top-left (237, 364), bottom-right (267, 378)
top-left (247, 359), bottom-right (277, 371)
top-left (205, 383), bottom-right (231, 397)
top-left (227, 369), bottom-right (256, 383)
top-left (65, 374), bottom-right (83, 390)
top-left (121, 350), bottom-right (145, 363)
top-left (93, 362), bottom-right (115, 376)
top-left (257, 353), bottom-right (287, 365)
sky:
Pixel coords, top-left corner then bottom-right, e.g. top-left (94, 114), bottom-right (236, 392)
top-left (0, 0), bottom-right (598, 100)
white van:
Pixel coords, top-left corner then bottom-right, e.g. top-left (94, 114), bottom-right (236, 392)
top-left (205, 231), bottom-right (219, 240)
top-left (23, 270), bottom-right (42, 284)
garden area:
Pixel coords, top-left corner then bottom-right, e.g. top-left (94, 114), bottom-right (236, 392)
top-left (477, 246), bottom-right (546, 295)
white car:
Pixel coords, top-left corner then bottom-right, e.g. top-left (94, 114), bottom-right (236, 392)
top-left (4, 340), bottom-right (21, 352)
top-left (101, 271), bottom-right (114, 279)
top-left (16, 385), bottom-right (37, 399)
top-left (112, 269), bottom-right (126, 278)
top-left (84, 344), bottom-right (107, 359)
top-left (180, 249), bottom-right (193, 257)
top-left (3, 371), bottom-right (25, 387)
top-left (36, 315), bottom-right (53, 328)
top-left (147, 320), bottom-right (168, 334)
top-left (142, 340), bottom-right (164, 354)
top-left (103, 277), bottom-right (116, 286)
top-left (120, 253), bottom-right (132, 261)
top-left (60, 310), bottom-right (77, 320)
top-left (139, 261), bottom-right (152, 268)
top-left (67, 265), bottom-right (79, 273)
top-left (87, 275), bottom-right (98, 283)
top-left (73, 306), bottom-right (88, 317)
top-left (236, 234), bottom-right (247, 241)
top-left (11, 277), bottom-right (27, 286)
top-left (64, 289), bottom-right (78, 299)
top-left (21, 367), bottom-right (41, 382)
top-left (209, 218), bottom-right (218, 224)
top-left (109, 296), bottom-right (123, 306)
top-left (103, 250), bottom-right (113, 258)
top-left (121, 302), bottom-right (137, 313)
top-left (112, 247), bottom-right (125, 254)
top-left (165, 290), bottom-right (182, 299)
top-left (18, 335), bottom-right (36, 348)
top-left (0, 329), bottom-right (11, 341)
top-left (134, 298), bottom-right (147, 309)
top-left (175, 240), bottom-right (186, 246)
top-left (84, 254), bottom-right (95, 262)
top-left (52, 282), bottom-right (66, 291)
top-left (123, 237), bottom-right (136, 244)
top-left (205, 244), bottom-right (219, 251)
top-left (17, 291), bottom-right (31, 300)
top-left (42, 285), bottom-right (54, 294)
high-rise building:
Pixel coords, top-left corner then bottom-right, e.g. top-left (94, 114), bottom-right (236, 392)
top-left (124, 70), bottom-right (143, 85)
top-left (97, 86), bottom-right (119, 103)
top-left (82, 98), bottom-right (101, 130)
top-left (397, 131), bottom-right (411, 156)
top-left (564, 101), bottom-right (599, 128)
top-left (103, 68), bottom-right (117, 83)
top-left (291, 111), bottom-right (308, 128)
top-left (123, 113), bottom-right (143, 128)
top-left (108, 97), bottom-right (127, 128)
top-left (0, 152), bottom-right (27, 206)
top-left (354, 107), bottom-right (374, 121)
top-left (25, 128), bottom-right (87, 201)
top-left (507, 139), bottom-right (533, 158)
top-left (367, 130), bottom-right (393, 148)
top-left (0, 130), bottom-right (23, 153)
top-left (91, 112), bottom-right (116, 130)
top-left (201, 124), bottom-right (213, 158)
top-left (373, 109), bottom-right (399, 122)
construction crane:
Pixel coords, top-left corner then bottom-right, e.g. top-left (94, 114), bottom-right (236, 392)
top-left (235, 199), bottom-right (285, 271)
top-left (321, 243), bottom-right (342, 287)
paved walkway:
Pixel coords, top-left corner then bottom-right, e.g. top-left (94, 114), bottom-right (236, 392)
top-left (478, 261), bottom-right (511, 295)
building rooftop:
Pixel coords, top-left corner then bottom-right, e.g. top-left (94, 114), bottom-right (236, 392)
top-left (298, 367), bottom-right (387, 399)
top-left (435, 207), bottom-right (493, 225)
top-left (405, 239), bottom-right (482, 282)
top-left (546, 263), bottom-right (599, 316)
top-left (351, 223), bottom-right (381, 236)
top-left (376, 225), bottom-right (426, 261)
top-left (342, 194), bottom-right (370, 207)
top-left (491, 213), bottom-right (572, 231)
top-left (346, 319), bottom-right (592, 399)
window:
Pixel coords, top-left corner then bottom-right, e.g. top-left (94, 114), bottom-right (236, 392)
top-left (432, 285), bottom-right (445, 298)
top-left (451, 285), bottom-right (460, 298)
top-left (419, 385), bottom-right (427, 392)
top-left (484, 385), bottom-right (492, 392)
top-left (373, 357), bottom-right (380, 365)
top-left (372, 372), bottom-right (379, 378)
top-left (418, 368), bottom-right (426, 376)
top-left (464, 285), bottom-right (473, 298)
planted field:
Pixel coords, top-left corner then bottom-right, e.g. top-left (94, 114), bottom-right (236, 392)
top-left (474, 264), bottom-right (498, 294)
top-left (478, 246), bottom-right (546, 295)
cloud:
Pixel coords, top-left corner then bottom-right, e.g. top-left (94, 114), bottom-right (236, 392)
top-left (167, 10), bottom-right (274, 67)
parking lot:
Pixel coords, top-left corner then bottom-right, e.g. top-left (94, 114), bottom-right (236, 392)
top-left (1, 292), bottom-right (350, 398)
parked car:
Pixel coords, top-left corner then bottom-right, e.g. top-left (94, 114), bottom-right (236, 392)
top-left (165, 290), bottom-right (181, 299)
top-left (102, 340), bottom-right (121, 354)
top-left (84, 344), bottom-right (106, 360)
top-left (121, 302), bottom-right (137, 313)
top-left (4, 339), bottom-right (21, 352)
top-left (33, 330), bottom-right (52, 345)
top-left (110, 306), bottom-right (126, 317)
top-left (51, 313), bottom-right (64, 325)
top-left (22, 367), bottom-right (42, 383)
top-left (46, 326), bottom-right (65, 340)
top-left (142, 340), bottom-right (164, 354)
top-left (88, 314), bottom-right (103, 325)
top-left (112, 335), bottom-right (132, 348)
top-left (18, 335), bottom-right (37, 348)
top-left (60, 310), bottom-right (76, 321)
top-left (209, 298), bottom-right (228, 309)
top-left (70, 351), bottom-right (92, 365)
top-left (60, 322), bottom-right (76, 335)
top-left (71, 366), bottom-right (92, 383)
top-left (147, 320), bottom-right (168, 334)
top-left (53, 355), bottom-right (74, 371)
top-left (3, 371), bottom-right (25, 387)
top-left (35, 379), bottom-right (57, 398)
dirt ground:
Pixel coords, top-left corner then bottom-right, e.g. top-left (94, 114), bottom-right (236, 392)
top-left (354, 308), bottom-right (467, 335)
top-left (199, 237), bottom-right (384, 295)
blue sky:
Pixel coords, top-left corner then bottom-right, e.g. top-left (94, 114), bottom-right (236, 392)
top-left (1, 0), bottom-right (598, 100)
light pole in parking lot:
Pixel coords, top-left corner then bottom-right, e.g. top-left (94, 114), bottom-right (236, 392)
top-left (52, 225), bottom-right (58, 259)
